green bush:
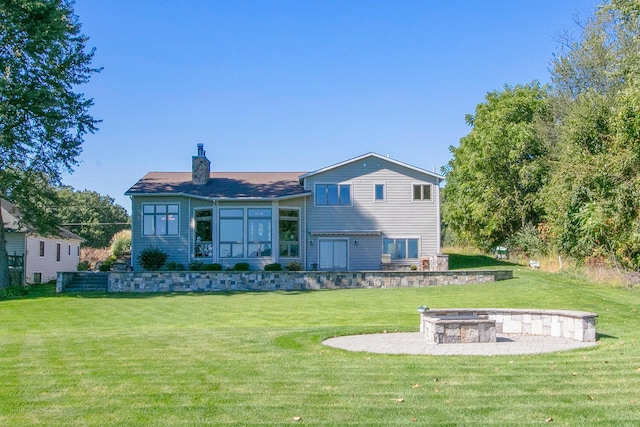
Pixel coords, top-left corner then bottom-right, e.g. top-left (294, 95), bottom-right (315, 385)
top-left (111, 231), bottom-right (131, 257)
top-left (166, 261), bottom-right (185, 271)
top-left (77, 260), bottom-right (91, 271)
top-left (137, 247), bottom-right (168, 271)
top-left (233, 262), bottom-right (250, 271)
top-left (285, 262), bottom-right (302, 271)
top-left (98, 255), bottom-right (116, 272)
top-left (203, 263), bottom-right (222, 271)
top-left (0, 283), bottom-right (30, 299)
top-left (264, 263), bottom-right (282, 271)
top-left (188, 261), bottom-right (204, 271)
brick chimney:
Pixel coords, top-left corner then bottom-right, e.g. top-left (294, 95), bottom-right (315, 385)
top-left (192, 143), bottom-right (210, 185)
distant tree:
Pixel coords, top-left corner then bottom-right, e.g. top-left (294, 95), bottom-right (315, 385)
top-left (56, 187), bottom-right (129, 248)
top-left (0, 0), bottom-right (99, 289)
top-left (442, 82), bottom-right (550, 250)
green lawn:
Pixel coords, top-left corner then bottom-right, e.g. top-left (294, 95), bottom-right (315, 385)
top-left (1, 256), bottom-right (639, 426)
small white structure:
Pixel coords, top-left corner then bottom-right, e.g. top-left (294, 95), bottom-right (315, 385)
top-left (2, 199), bottom-right (84, 284)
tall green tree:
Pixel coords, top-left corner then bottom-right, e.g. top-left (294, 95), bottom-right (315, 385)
top-left (0, 0), bottom-right (99, 289)
top-left (542, 0), bottom-right (640, 268)
top-left (442, 82), bottom-right (550, 250)
top-left (56, 187), bottom-right (129, 248)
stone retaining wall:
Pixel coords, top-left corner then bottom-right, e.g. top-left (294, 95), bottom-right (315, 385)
top-left (69, 270), bottom-right (514, 293)
top-left (420, 308), bottom-right (598, 342)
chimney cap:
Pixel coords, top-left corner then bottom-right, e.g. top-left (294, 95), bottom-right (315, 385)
top-left (196, 143), bottom-right (205, 157)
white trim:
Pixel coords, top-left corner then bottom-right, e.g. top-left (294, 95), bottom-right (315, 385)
top-left (313, 182), bottom-right (353, 207)
top-left (300, 152), bottom-right (444, 181)
top-left (374, 182), bottom-right (386, 202)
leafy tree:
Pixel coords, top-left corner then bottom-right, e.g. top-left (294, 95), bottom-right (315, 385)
top-left (56, 186), bottom-right (129, 248)
top-left (442, 82), bottom-right (550, 250)
top-left (542, 0), bottom-right (640, 268)
top-left (0, 0), bottom-right (99, 289)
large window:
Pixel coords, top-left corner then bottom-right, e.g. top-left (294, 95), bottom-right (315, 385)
top-left (279, 209), bottom-right (299, 257)
top-left (413, 184), bottom-right (432, 201)
top-left (383, 238), bottom-right (419, 259)
top-left (143, 204), bottom-right (179, 236)
top-left (315, 184), bottom-right (351, 206)
top-left (219, 209), bottom-right (244, 258)
top-left (248, 208), bottom-right (272, 257)
top-left (194, 209), bottom-right (213, 257)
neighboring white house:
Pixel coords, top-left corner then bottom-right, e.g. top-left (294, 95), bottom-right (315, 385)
top-left (2, 199), bottom-right (83, 284)
top-left (125, 145), bottom-right (446, 272)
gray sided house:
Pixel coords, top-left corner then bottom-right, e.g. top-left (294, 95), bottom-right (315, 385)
top-left (125, 145), bottom-right (445, 272)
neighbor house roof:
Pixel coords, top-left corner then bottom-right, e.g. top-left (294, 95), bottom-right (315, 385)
top-left (299, 152), bottom-right (444, 181)
top-left (125, 172), bottom-right (311, 200)
top-left (1, 198), bottom-right (84, 241)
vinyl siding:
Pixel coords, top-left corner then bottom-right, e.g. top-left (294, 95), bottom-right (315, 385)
top-left (304, 155), bottom-right (440, 270)
top-left (24, 235), bottom-right (81, 283)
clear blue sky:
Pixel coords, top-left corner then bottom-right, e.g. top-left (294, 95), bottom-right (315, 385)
top-left (63, 0), bottom-right (600, 212)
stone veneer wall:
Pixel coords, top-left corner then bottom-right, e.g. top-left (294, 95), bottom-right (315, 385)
top-left (95, 270), bottom-right (513, 293)
top-left (420, 309), bottom-right (598, 342)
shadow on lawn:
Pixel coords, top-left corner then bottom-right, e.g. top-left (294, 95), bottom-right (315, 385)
top-left (447, 253), bottom-right (518, 270)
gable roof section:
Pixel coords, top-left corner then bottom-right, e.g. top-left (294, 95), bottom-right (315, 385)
top-left (299, 152), bottom-right (444, 182)
top-left (125, 172), bottom-right (310, 200)
top-left (1, 198), bottom-right (84, 241)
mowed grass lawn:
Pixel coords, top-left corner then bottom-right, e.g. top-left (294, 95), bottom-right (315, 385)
top-left (2, 255), bottom-right (640, 426)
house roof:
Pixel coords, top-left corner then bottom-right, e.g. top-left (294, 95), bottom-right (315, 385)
top-left (125, 172), bottom-right (311, 200)
top-left (1, 198), bottom-right (84, 241)
top-left (299, 152), bottom-right (444, 181)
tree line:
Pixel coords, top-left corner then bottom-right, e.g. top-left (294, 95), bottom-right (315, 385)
top-left (443, 0), bottom-right (640, 270)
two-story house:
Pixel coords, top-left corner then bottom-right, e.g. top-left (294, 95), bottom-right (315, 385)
top-left (2, 199), bottom-right (84, 284)
top-left (125, 145), bottom-right (445, 271)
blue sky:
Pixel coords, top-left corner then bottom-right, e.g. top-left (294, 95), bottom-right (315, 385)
top-left (63, 0), bottom-right (600, 212)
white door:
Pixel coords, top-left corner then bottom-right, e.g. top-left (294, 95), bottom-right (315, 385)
top-left (319, 239), bottom-right (348, 271)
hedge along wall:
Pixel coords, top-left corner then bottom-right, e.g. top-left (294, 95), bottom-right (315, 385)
top-left (103, 270), bottom-right (513, 293)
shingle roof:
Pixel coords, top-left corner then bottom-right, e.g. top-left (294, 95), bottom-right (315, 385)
top-left (125, 172), bottom-right (310, 200)
top-left (1, 198), bottom-right (84, 241)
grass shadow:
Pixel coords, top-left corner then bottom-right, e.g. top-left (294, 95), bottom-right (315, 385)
top-left (447, 253), bottom-right (518, 270)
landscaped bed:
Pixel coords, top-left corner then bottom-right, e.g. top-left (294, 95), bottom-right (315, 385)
top-left (2, 253), bottom-right (640, 426)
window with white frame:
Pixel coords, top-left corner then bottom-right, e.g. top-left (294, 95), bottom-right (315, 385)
top-left (56, 243), bottom-right (61, 262)
top-left (413, 184), bottom-right (432, 201)
top-left (315, 184), bottom-right (351, 205)
top-left (383, 238), bottom-right (419, 259)
top-left (279, 209), bottom-right (299, 257)
top-left (374, 183), bottom-right (385, 201)
top-left (219, 209), bottom-right (244, 258)
top-left (143, 204), bottom-right (179, 236)
top-left (39, 241), bottom-right (45, 257)
top-left (247, 208), bottom-right (272, 257)
top-left (194, 209), bottom-right (213, 257)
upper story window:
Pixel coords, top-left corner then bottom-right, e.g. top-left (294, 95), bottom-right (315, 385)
top-left (375, 184), bottom-right (385, 201)
top-left (56, 243), bottom-right (61, 262)
top-left (143, 204), bottom-right (179, 236)
top-left (39, 241), bottom-right (45, 257)
top-left (413, 184), bottom-right (432, 201)
top-left (315, 184), bottom-right (351, 206)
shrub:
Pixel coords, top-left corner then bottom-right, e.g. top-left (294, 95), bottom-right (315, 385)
top-left (137, 247), bottom-right (168, 271)
top-left (166, 261), bottom-right (185, 271)
top-left (203, 263), bottom-right (222, 271)
top-left (285, 262), bottom-right (302, 271)
top-left (98, 255), bottom-right (116, 272)
top-left (0, 283), bottom-right (30, 299)
top-left (233, 262), bottom-right (250, 271)
top-left (264, 263), bottom-right (282, 271)
top-left (188, 261), bottom-right (204, 271)
top-left (110, 230), bottom-right (131, 257)
top-left (77, 260), bottom-right (91, 271)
